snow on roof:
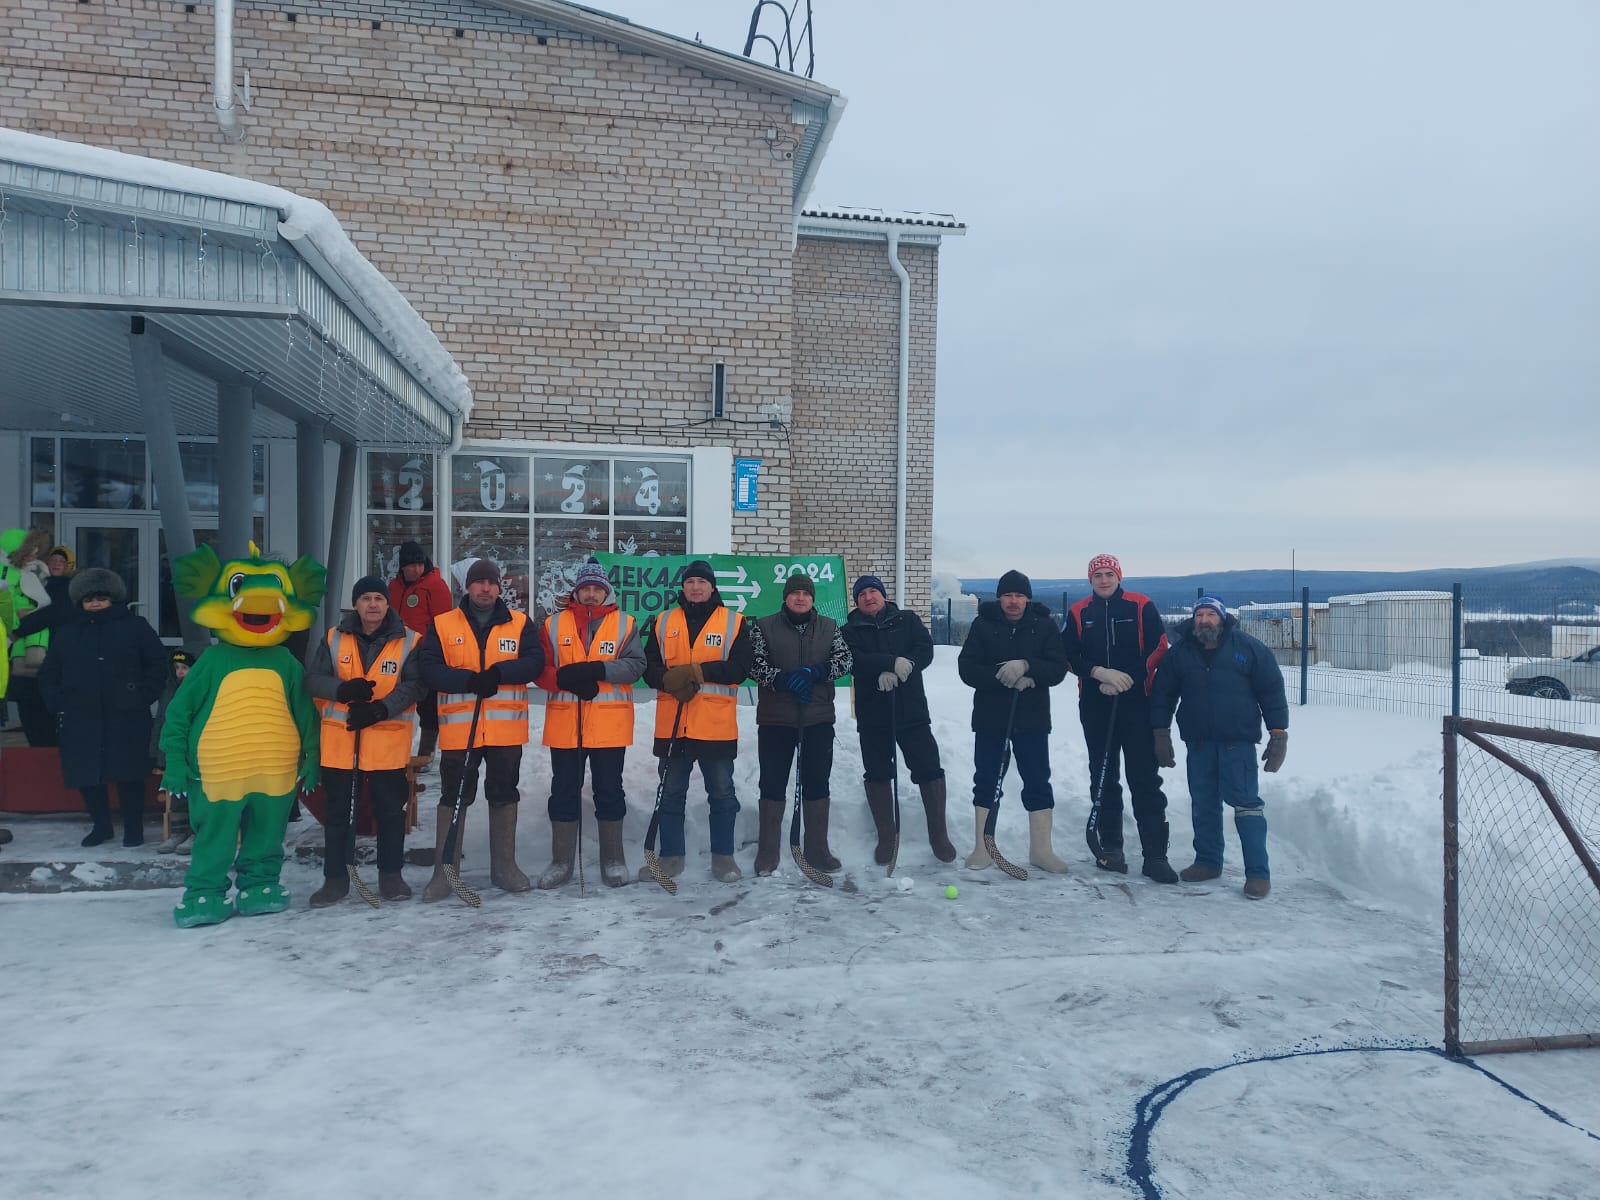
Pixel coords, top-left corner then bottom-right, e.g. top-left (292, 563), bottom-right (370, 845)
top-left (1328, 591), bottom-right (1454, 602)
top-left (0, 129), bottom-right (471, 421)
top-left (801, 205), bottom-right (966, 230)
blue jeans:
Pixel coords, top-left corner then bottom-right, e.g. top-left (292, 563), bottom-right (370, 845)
top-left (971, 731), bottom-right (1054, 812)
top-left (658, 752), bottom-right (739, 856)
top-left (1184, 739), bottom-right (1268, 878)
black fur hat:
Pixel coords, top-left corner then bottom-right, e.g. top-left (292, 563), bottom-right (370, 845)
top-left (69, 567), bottom-right (127, 605)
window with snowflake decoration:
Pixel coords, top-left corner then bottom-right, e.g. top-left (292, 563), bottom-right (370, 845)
top-left (451, 453), bottom-right (530, 514)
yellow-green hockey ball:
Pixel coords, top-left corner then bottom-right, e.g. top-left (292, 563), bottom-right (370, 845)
top-left (944, 885), bottom-right (959, 899)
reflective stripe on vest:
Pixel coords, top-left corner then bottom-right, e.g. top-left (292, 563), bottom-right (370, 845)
top-left (542, 609), bottom-right (636, 749)
top-left (433, 608), bottom-right (533, 749)
top-left (652, 605), bottom-right (741, 742)
top-left (318, 627), bottom-right (419, 771)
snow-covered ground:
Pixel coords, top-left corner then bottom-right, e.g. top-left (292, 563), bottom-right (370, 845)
top-left (5, 648), bottom-right (1598, 1199)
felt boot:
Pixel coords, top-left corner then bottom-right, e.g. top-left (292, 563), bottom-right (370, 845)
top-left (489, 803), bottom-right (532, 893)
top-left (754, 800), bottom-right (785, 876)
top-left (423, 806), bottom-right (465, 902)
top-left (864, 781), bottom-right (897, 865)
top-left (537, 819), bottom-right (578, 890)
top-left (964, 806), bottom-right (993, 870)
top-left (802, 798), bottom-right (841, 872)
top-left (598, 819), bottom-right (629, 887)
top-left (919, 777), bottom-right (957, 862)
top-left (1027, 808), bottom-right (1069, 873)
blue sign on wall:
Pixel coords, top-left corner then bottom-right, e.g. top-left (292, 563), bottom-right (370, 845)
top-left (734, 457), bottom-right (760, 512)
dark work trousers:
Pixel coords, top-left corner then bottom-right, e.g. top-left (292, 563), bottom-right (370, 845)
top-left (971, 730), bottom-right (1054, 812)
top-left (320, 766), bottom-right (409, 877)
top-left (548, 746), bottom-right (626, 822)
top-left (757, 723), bottom-right (835, 802)
top-left (858, 722), bottom-right (944, 785)
top-left (439, 745), bottom-right (523, 810)
top-left (1080, 693), bottom-right (1168, 856)
top-left (417, 690), bottom-right (439, 753)
top-left (11, 675), bottom-right (57, 746)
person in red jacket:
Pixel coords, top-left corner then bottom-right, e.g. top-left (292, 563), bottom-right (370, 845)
top-left (389, 541), bottom-right (452, 758)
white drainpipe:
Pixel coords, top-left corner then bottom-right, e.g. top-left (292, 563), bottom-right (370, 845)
top-left (214, 0), bottom-right (242, 140)
top-left (885, 231), bottom-right (911, 608)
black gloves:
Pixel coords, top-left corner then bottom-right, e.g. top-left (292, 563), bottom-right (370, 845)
top-left (556, 662), bottom-right (605, 701)
top-left (345, 700), bottom-right (387, 731)
top-left (336, 678), bottom-right (375, 703)
top-left (470, 665), bottom-right (502, 697)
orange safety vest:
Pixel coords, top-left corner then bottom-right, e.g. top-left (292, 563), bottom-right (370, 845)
top-left (318, 627), bottom-right (420, 771)
top-left (543, 609), bottom-right (636, 749)
top-left (652, 606), bottom-right (742, 742)
top-left (434, 608), bottom-right (533, 749)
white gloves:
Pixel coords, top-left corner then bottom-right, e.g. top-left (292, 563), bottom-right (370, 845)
top-left (894, 657), bottom-right (913, 681)
top-left (995, 659), bottom-right (1029, 688)
top-left (1093, 667), bottom-right (1134, 694)
top-left (877, 670), bottom-right (900, 692)
top-left (1014, 676), bottom-right (1036, 691)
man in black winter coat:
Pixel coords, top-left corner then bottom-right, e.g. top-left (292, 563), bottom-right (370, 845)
top-left (1061, 553), bottom-right (1178, 883)
top-left (840, 575), bottom-right (956, 864)
top-left (957, 569), bottom-right (1070, 873)
top-left (1149, 594), bottom-right (1289, 900)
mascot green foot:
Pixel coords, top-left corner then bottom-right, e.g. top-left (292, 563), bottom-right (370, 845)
top-left (174, 892), bottom-right (234, 929)
top-left (235, 882), bottom-right (291, 916)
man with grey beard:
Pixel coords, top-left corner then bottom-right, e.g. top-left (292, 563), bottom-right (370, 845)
top-left (1148, 594), bottom-right (1288, 899)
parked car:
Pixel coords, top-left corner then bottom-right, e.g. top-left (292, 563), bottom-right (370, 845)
top-left (1505, 646), bottom-right (1600, 701)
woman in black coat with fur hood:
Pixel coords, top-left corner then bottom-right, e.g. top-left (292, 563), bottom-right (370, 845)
top-left (38, 567), bottom-right (168, 847)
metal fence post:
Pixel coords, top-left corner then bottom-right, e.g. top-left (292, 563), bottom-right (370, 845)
top-left (1300, 585), bottom-right (1310, 706)
top-left (1451, 583), bottom-right (1463, 718)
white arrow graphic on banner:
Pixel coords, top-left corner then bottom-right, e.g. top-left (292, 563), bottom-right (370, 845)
top-left (715, 567), bottom-right (762, 612)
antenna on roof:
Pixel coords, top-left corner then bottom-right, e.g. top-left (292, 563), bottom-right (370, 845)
top-left (743, 0), bottom-right (815, 78)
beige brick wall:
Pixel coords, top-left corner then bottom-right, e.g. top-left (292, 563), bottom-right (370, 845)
top-left (792, 237), bottom-right (939, 616)
top-left (1, 0), bottom-right (944, 580)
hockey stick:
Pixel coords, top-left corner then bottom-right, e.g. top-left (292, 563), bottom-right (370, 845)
top-left (642, 702), bottom-right (683, 895)
top-left (789, 723), bottom-right (833, 887)
top-left (438, 694), bottom-right (485, 908)
top-left (885, 687), bottom-right (900, 878)
top-left (347, 726), bottom-right (381, 908)
top-left (983, 689), bottom-right (1029, 880)
top-left (1085, 693), bottom-right (1121, 867)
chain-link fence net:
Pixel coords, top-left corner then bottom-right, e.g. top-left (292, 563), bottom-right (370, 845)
top-left (1446, 719), bottom-right (1600, 1054)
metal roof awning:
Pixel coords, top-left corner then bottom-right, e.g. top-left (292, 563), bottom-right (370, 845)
top-left (0, 130), bottom-right (470, 446)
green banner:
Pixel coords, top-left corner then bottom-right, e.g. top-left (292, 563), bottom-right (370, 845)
top-left (595, 552), bottom-right (849, 629)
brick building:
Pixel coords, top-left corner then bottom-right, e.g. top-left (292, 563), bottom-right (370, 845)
top-left (0, 0), bottom-right (961, 620)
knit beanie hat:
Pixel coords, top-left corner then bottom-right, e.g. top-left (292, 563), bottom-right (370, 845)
top-left (783, 572), bottom-right (815, 598)
top-left (397, 541), bottom-right (427, 567)
top-left (1193, 593), bottom-right (1227, 618)
top-left (572, 557), bottom-right (612, 598)
top-left (852, 575), bottom-right (886, 603)
top-left (69, 567), bottom-right (127, 605)
top-left (1087, 553), bottom-right (1122, 581)
top-left (170, 648), bottom-right (196, 668)
top-left (351, 575), bottom-right (387, 604)
top-left (996, 569), bottom-right (1032, 599)
top-left (465, 558), bottom-right (501, 587)
top-left (681, 559), bottom-right (716, 586)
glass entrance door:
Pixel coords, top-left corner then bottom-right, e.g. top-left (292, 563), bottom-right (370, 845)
top-left (61, 514), bottom-right (152, 620)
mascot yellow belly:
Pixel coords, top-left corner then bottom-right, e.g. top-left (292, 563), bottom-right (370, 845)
top-left (196, 668), bottom-right (303, 801)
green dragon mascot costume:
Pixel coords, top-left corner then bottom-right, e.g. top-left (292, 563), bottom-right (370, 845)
top-left (162, 543), bottom-right (326, 928)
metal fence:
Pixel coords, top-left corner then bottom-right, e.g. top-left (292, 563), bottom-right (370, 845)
top-left (933, 583), bottom-right (1600, 732)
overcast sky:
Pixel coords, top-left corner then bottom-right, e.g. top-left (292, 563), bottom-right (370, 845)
top-left (618, 1), bottom-right (1598, 577)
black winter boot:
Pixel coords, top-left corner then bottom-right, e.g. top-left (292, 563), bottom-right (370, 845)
top-left (80, 786), bottom-right (115, 847)
top-left (118, 779), bottom-right (146, 847)
top-left (864, 781), bottom-right (897, 865)
top-left (1141, 857), bottom-right (1179, 884)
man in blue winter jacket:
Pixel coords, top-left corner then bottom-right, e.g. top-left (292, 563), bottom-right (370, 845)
top-left (1149, 593), bottom-right (1288, 899)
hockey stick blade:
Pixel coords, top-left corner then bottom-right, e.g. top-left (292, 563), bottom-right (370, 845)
top-left (984, 835), bottom-right (1029, 880)
top-left (790, 842), bottom-right (834, 888)
top-left (348, 863), bottom-right (382, 908)
top-left (442, 863), bottom-right (483, 908)
top-left (642, 847), bottom-right (678, 895)
top-left (886, 833), bottom-right (899, 879)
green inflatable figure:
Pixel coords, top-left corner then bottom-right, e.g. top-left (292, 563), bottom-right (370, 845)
top-left (162, 542), bottom-right (326, 928)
